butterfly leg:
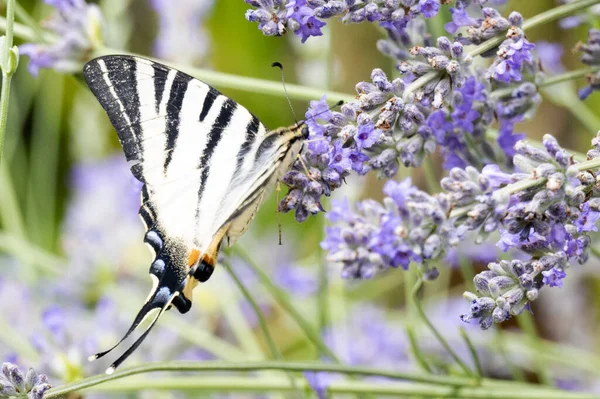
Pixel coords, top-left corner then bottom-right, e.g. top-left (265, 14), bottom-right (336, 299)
top-left (296, 153), bottom-right (317, 182)
top-left (276, 180), bottom-right (282, 245)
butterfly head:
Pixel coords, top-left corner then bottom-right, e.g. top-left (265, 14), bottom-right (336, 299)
top-left (301, 125), bottom-right (309, 139)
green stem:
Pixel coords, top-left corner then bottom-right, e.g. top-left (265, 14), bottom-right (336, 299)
top-left (220, 260), bottom-right (301, 399)
top-left (590, 245), bottom-right (600, 259)
top-left (458, 256), bottom-right (475, 291)
top-left (0, 17), bottom-right (53, 42)
top-left (95, 47), bottom-right (354, 103)
top-left (0, 0), bottom-right (15, 164)
top-left (422, 158), bottom-right (440, 192)
top-left (12, 1), bottom-right (44, 42)
top-left (459, 328), bottom-right (483, 383)
top-left (405, 325), bottom-right (432, 373)
top-left (45, 360), bottom-right (475, 397)
top-left (517, 313), bottom-right (552, 385)
top-left (491, 67), bottom-right (600, 100)
top-left (0, 16), bottom-right (355, 103)
top-left (0, 231), bottom-right (63, 274)
top-left (412, 279), bottom-right (473, 376)
top-left (232, 245), bottom-right (340, 363)
top-left (44, 362), bottom-right (600, 399)
top-left (405, 0), bottom-right (600, 98)
top-left (541, 67), bottom-right (600, 89)
top-left (61, 375), bottom-right (600, 398)
top-left (221, 259), bottom-right (282, 360)
top-left (561, 98), bottom-right (600, 135)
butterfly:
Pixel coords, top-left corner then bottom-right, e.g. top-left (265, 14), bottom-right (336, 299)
top-left (83, 55), bottom-right (309, 373)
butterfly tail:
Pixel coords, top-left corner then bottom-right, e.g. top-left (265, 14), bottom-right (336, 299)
top-left (89, 275), bottom-right (182, 373)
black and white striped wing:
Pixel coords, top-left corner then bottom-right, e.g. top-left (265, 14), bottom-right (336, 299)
top-left (83, 55), bottom-right (307, 372)
top-left (83, 55), bottom-right (289, 289)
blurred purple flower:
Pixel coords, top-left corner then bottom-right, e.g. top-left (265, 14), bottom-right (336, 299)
top-left (577, 29), bottom-right (600, 100)
top-left (445, 242), bottom-right (499, 268)
top-left (273, 264), bottom-right (317, 297)
top-left (536, 42), bottom-right (565, 74)
top-left (324, 305), bottom-right (410, 368)
top-left (61, 155), bottom-right (144, 300)
top-left (150, 0), bottom-right (214, 64)
top-left (20, 0), bottom-right (103, 75)
top-left (304, 371), bottom-right (332, 399)
top-left (445, 7), bottom-right (478, 34)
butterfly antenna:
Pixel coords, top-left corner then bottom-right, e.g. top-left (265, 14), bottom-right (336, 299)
top-left (271, 62), bottom-right (298, 124)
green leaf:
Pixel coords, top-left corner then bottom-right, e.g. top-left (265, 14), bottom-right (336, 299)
top-left (0, 36), bottom-right (19, 76)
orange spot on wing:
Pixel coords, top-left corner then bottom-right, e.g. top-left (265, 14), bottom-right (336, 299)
top-left (188, 249), bottom-right (201, 267)
top-left (200, 253), bottom-right (216, 267)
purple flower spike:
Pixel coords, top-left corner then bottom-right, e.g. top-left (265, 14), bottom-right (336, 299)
top-left (445, 7), bottom-right (478, 34)
top-left (419, 0), bottom-right (440, 19)
top-left (0, 363), bottom-right (51, 399)
top-left (354, 122), bottom-right (379, 150)
top-left (542, 268), bottom-right (567, 288)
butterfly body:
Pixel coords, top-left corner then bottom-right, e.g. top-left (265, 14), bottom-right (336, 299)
top-left (83, 55), bottom-right (307, 371)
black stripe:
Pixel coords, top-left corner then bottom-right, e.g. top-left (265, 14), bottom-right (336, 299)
top-left (141, 185), bottom-right (157, 220)
top-left (233, 115), bottom-right (260, 175)
top-left (85, 57), bottom-right (143, 161)
top-left (196, 98), bottom-right (238, 217)
top-left (163, 72), bottom-right (193, 173)
top-left (199, 87), bottom-right (219, 122)
top-left (255, 133), bottom-right (282, 160)
top-left (139, 205), bottom-right (154, 228)
top-left (152, 63), bottom-right (169, 114)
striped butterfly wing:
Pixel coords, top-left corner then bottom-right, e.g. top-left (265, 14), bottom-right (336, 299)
top-left (83, 55), bottom-right (305, 371)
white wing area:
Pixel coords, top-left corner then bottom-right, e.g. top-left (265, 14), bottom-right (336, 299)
top-left (83, 55), bottom-right (295, 256)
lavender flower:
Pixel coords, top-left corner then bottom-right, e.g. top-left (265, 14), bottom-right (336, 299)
top-left (398, 36), bottom-right (472, 105)
top-left (322, 178), bottom-right (452, 279)
top-left (577, 29), bottom-right (600, 100)
top-left (246, 0), bottom-right (445, 43)
top-left (487, 12), bottom-right (535, 83)
top-left (321, 129), bottom-right (600, 327)
top-left (461, 8), bottom-right (510, 45)
top-left (279, 71), bottom-right (414, 221)
top-left (150, 0), bottom-right (214, 64)
top-left (542, 268), bottom-right (567, 288)
top-left (445, 7), bottom-right (478, 35)
top-left (461, 134), bottom-right (600, 328)
top-left (419, 0), bottom-right (440, 19)
top-left (20, 0), bottom-right (104, 75)
top-left (0, 363), bottom-right (50, 399)
top-left (244, 0), bottom-right (327, 42)
top-left (494, 82), bottom-right (540, 158)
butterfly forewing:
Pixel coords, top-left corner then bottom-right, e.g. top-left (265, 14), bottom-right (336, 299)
top-left (85, 55), bottom-right (275, 252)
